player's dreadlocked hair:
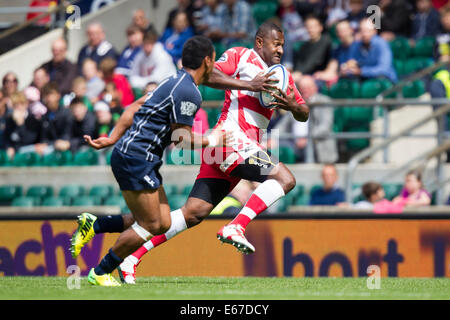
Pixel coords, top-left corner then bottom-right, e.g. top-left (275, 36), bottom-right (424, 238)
top-left (182, 36), bottom-right (214, 70)
top-left (255, 21), bottom-right (283, 41)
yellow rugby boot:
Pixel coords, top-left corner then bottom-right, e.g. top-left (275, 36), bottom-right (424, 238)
top-left (87, 268), bottom-right (121, 287)
top-left (71, 212), bottom-right (97, 258)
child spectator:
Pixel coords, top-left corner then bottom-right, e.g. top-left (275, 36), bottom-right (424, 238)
top-left (354, 182), bottom-right (385, 209)
top-left (116, 25), bottom-right (144, 77)
top-left (393, 170), bottom-right (431, 207)
top-left (99, 57), bottom-right (135, 107)
top-left (62, 77), bottom-right (94, 111)
top-left (69, 97), bottom-right (96, 152)
top-left (4, 92), bottom-right (42, 159)
top-left (93, 100), bottom-right (115, 138)
top-left (40, 82), bottom-right (72, 153)
top-left (24, 86), bottom-right (46, 120)
top-left (82, 59), bottom-right (105, 104)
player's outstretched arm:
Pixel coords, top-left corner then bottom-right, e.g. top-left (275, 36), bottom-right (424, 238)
top-left (205, 68), bottom-right (277, 93)
top-left (171, 123), bottom-right (234, 149)
top-left (84, 95), bottom-right (148, 150)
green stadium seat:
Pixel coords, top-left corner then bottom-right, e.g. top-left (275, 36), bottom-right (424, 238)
top-left (213, 42), bottom-right (226, 57)
top-left (413, 37), bottom-right (435, 58)
top-left (0, 149), bottom-right (8, 166)
top-left (393, 59), bottom-right (406, 78)
top-left (59, 184), bottom-right (85, 200)
top-left (404, 57), bottom-right (434, 75)
top-left (41, 151), bottom-right (72, 166)
top-left (360, 79), bottom-right (393, 98)
top-left (10, 151), bottom-right (41, 167)
top-left (292, 41), bottom-right (305, 53)
top-left (72, 149), bottom-right (98, 166)
top-left (26, 185), bottom-right (53, 199)
top-left (309, 184), bottom-right (322, 198)
top-left (382, 183), bottom-right (403, 200)
top-left (402, 80), bottom-right (426, 98)
top-left (12, 196), bottom-right (36, 207)
top-left (168, 194), bottom-right (188, 210)
top-left (0, 185), bottom-right (22, 205)
top-left (346, 126), bottom-right (370, 151)
top-left (290, 184), bottom-right (305, 198)
top-left (329, 79), bottom-right (360, 99)
top-left (203, 86), bottom-right (225, 101)
top-left (293, 194), bottom-right (309, 206)
top-left (278, 146), bottom-right (296, 164)
top-left (106, 149), bottom-right (113, 165)
top-left (181, 184), bottom-right (194, 196)
top-left (166, 149), bottom-right (201, 165)
top-left (252, 0), bottom-right (277, 25)
top-left (132, 87), bottom-right (143, 99)
top-left (206, 108), bottom-right (221, 128)
top-left (389, 37), bottom-right (411, 60)
top-left (42, 196), bottom-right (65, 207)
top-left (104, 195), bottom-right (127, 212)
top-left (163, 184), bottom-right (178, 196)
top-left (89, 184), bottom-right (115, 201)
top-left (72, 196), bottom-right (101, 206)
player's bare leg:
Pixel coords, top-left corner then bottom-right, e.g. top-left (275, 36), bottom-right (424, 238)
top-left (218, 162), bottom-right (295, 254)
top-left (88, 186), bottom-right (171, 286)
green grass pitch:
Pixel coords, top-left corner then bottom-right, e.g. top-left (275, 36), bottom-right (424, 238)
top-left (1, 276), bottom-right (450, 300)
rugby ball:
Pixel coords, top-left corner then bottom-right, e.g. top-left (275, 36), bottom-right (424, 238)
top-left (258, 64), bottom-right (289, 109)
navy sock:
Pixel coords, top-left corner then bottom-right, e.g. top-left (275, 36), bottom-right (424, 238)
top-left (94, 249), bottom-right (123, 275)
top-left (93, 215), bottom-right (124, 234)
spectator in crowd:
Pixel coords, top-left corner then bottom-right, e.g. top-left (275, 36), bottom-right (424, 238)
top-left (93, 100), bottom-right (115, 139)
top-left (40, 38), bottom-right (78, 95)
top-left (30, 67), bottom-right (50, 92)
top-left (160, 10), bottom-right (195, 66)
top-left (326, 0), bottom-right (350, 27)
top-left (435, 7), bottom-right (450, 62)
top-left (69, 97), bottom-right (96, 152)
top-left (411, 0), bottom-right (441, 40)
top-left (132, 8), bottom-right (156, 33)
top-left (1, 72), bottom-right (19, 109)
top-left (165, 0), bottom-right (196, 32)
top-left (215, 0), bottom-right (257, 47)
top-left (393, 170), bottom-right (431, 206)
top-left (296, 0), bottom-right (328, 23)
top-left (129, 30), bottom-right (177, 89)
top-left (314, 19), bottom-right (357, 85)
top-left (354, 181), bottom-right (385, 209)
top-left (99, 57), bottom-right (134, 107)
top-left (4, 92), bottom-right (42, 159)
top-left (101, 82), bottom-right (124, 114)
top-left (77, 22), bottom-right (117, 72)
top-left (342, 18), bottom-right (398, 83)
top-left (197, 0), bottom-right (223, 40)
top-left (276, 0), bottom-right (309, 70)
top-left (40, 82), bottom-right (72, 153)
top-left (297, 75), bottom-right (338, 163)
top-left (0, 90), bottom-right (11, 150)
top-left (293, 15), bottom-right (332, 76)
top-left (115, 25), bottom-right (144, 77)
top-left (81, 59), bottom-right (105, 103)
top-left (346, 0), bottom-right (366, 32)
top-left (378, 0), bottom-right (412, 41)
top-left (24, 86), bottom-right (46, 120)
top-left (310, 163), bottom-right (346, 205)
top-left (62, 77), bottom-right (94, 111)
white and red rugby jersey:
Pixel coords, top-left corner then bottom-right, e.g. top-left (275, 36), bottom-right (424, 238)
top-left (214, 47), bottom-right (305, 143)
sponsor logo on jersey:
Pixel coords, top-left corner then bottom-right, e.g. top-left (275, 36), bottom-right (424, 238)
top-left (180, 101), bottom-right (197, 116)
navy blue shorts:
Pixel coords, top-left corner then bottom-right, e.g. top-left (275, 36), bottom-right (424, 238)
top-left (110, 148), bottom-right (163, 191)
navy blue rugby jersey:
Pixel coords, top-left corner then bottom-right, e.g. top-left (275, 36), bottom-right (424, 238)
top-left (115, 69), bottom-right (202, 161)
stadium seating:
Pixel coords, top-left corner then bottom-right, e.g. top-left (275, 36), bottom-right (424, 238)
top-left (72, 196), bottom-right (102, 206)
top-left (168, 194), bottom-right (187, 210)
top-left (72, 149), bottom-right (99, 166)
top-left (41, 151), bottom-right (72, 166)
top-left (58, 184), bottom-right (85, 205)
top-left (277, 146), bottom-right (296, 164)
top-left (26, 185), bottom-right (53, 200)
top-left (42, 196), bottom-right (65, 207)
top-left (0, 185), bottom-right (22, 205)
top-left (412, 37), bottom-right (435, 58)
top-left (328, 79), bottom-right (361, 99)
top-left (252, 0), bottom-right (277, 26)
top-left (12, 196), bottom-right (38, 207)
top-left (89, 184), bottom-right (115, 203)
top-left (390, 37), bottom-right (411, 60)
top-left (9, 151), bottom-right (41, 167)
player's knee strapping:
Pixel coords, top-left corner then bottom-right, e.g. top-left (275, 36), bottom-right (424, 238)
top-left (131, 222), bottom-right (153, 241)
